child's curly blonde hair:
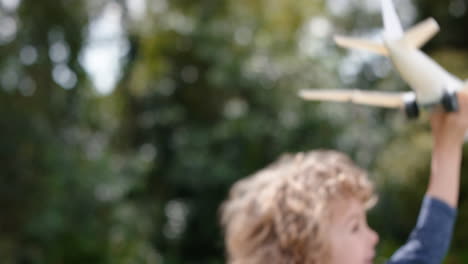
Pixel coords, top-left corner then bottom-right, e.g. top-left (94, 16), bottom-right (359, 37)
top-left (221, 150), bottom-right (376, 264)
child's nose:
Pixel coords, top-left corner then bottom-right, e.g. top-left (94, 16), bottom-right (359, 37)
top-left (369, 228), bottom-right (379, 246)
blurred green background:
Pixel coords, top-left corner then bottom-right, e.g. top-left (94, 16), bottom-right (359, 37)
top-left (2, 0), bottom-right (468, 263)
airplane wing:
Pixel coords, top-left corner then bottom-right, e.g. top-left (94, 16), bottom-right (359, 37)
top-left (403, 18), bottom-right (439, 49)
top-left (334, 36), bottom-right (389, 56)
top-left (298, 89), bottom-right (415, 109)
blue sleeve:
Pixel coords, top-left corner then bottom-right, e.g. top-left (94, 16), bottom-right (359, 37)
top-left (387, 196), bottom-right (457, 264)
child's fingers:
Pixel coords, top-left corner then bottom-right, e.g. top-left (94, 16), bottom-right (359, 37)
top-left (428, 91), bottom-right (468, 137)
top-left (456, 91), bottom-right (468, 114)
top-left (439, 91), bottom-right (468, 134)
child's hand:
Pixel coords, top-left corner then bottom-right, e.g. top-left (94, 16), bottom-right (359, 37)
top-left (430, 91), bottom-right (468, 144)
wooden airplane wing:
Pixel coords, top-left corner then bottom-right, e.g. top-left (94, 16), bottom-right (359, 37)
top-left (334, 36), bottom-right (389, 56)
top-left (404, 18), bottom-right (439, 49)
top-left (298, 89), bottom-right (415, 109)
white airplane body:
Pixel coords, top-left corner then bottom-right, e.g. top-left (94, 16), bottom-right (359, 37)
top-left (300, 0), bottom-right (467, 118)
top-left (386, 39), bottom-right (462, 104)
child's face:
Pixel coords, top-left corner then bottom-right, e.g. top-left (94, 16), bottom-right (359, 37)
top-left (327, 198), bottom-right (379, 264)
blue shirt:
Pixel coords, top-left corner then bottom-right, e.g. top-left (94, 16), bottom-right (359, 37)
top-left (387, 196), bottom-right (457, 264)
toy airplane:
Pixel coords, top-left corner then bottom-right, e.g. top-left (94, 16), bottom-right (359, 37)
top-left (299, 0), bottom-right (465, 118)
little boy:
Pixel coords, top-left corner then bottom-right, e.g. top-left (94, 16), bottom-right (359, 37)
top-left (221, 92), bottom-right (468, 264)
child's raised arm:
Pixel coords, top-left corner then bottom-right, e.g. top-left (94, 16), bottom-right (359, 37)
top-left (427, 91), bottom-right (468, 208)
top-left (388, 92), bottom-right (468, 264)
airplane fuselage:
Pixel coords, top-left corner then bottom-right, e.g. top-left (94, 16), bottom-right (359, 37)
top-left (384, 39), bottom-right (463, 105)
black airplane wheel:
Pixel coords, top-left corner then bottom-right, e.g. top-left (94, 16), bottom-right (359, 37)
top-left (404, 100), bottom-right (420, 119)
top-left (441, 91), bottom-right (459, 112)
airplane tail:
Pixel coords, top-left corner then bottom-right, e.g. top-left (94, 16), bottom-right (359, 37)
top-left (333, 0), bottom-right (439, 55)
top-left (382, 0), bottom-right (403, 40)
